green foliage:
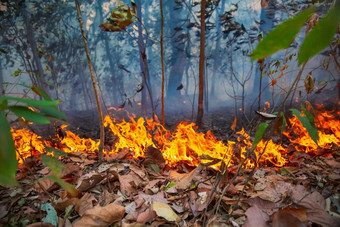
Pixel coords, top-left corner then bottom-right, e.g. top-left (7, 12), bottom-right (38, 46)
top-left (291, 108), bottom-right (319, 145)
top-left (250, 122), bottom-right (269, 153)
top-left (251, 7), bottom-right (315, 61)
top-left (252, 3), bottom-right (340, 65)
top-left (299, 3), bottom-right (340, 64)
top-left (40, 153), bottom-right (77, 197)
top-left (41, 203), bottom-right (58, 226)
top-left (40, 154), bottom-right (64, 177)
top-left (0, 111), bottom-right (18, 186)
top-left (8, 106), bottom-right (50, 124)
top-left (164, 181), bottom-right (175, 191)
top-left (45, 175), bottom-right (77, 197)
top-left (0, 89), bottom-right (65, 186)
top-left (99, 4), bottom-right (136, 32)
top-left (0, 48), bottom-right (8, 54)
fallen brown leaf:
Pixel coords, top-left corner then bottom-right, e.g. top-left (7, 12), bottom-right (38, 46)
top-left (119, 171), bottom-right (143, 196)
top-left (73, 203), bottom-right (125, 227)
top-left (292, 186), bottom-right (340, 227)
top-left (271, 207), bottom-right (307, 227)
top-left (136, 206), bottom-right (157, 223)
top-left (76, 192), bottom-right (97, 216)
top-left (76, 172), bottom-right (104, 192)
top-left (243, 204), bottom-right (270, 227)
top-left (152, 201), bottom-right (181, 222)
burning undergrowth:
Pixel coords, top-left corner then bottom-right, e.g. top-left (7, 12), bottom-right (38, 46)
top-left (11, 105), bottom-right (340, 169)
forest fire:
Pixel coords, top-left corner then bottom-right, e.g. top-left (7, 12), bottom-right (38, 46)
top-left (11, 108), bottom-right (340, 169)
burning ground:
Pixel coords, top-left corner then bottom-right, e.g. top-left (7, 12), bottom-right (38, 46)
top-left (1, 106), bottom-right (340, 226)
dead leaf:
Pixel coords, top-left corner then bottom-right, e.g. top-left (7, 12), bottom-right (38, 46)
top-left (304, 73), bottom-right (314, 94)
top-left (292, 187), bottom-right (340, 227)
top-left (76, 193), bottom-right (97, 216)
top-left (55, 197), bottom-right (79, 213)
top-left (73, 203), bottom-right (125, 227)
top-left (175, 164), bottom-right (203, 191)
top-left (271, 207), bottom-right (307, 227)
top-left (76, 172), bottom-right (104, 192)
top-left (136, 206), bottom-right (157, 223)
top-left (130, 165), bottom-right (147, 180)
top-left (138, 192), bottom-right (168, 204)
top-left (261, 0), bottom-right (269, 8)
top-left (243, 204), bottom-right (270, 227)
top-left (144, 146), bottom-right (166, 170)
top-left (119, 171), bottom-right (143, 196)
top-left (152, 201), bottom-right (181, 222)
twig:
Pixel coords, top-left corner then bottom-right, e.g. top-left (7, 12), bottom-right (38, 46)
top-left (15, 149), bottom-right (53, 201)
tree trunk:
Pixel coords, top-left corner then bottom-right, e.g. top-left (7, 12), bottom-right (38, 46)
top-left (166, 1), bottom-right (187, 105)
top-left (97, 0), bottom-right (119, 105)
top-left (252, 0), bottom-right (274, 109)
top-left (196, 0), bottom-right (206, 127)
top-left (0, 60), bottom-right (4, 95)
top-left (22, 9), bottom-right (49, 94)
top-left (160, 0), bottom-right (165, 126)
top-left (136, 0), bottom-right (154, 117)
top-left (75, 0), bottom-right (104, 161)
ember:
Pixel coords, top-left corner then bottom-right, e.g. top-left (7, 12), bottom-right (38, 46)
top-left (11, 108), bottom-right (340, 168)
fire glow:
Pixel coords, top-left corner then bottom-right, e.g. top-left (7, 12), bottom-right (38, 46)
top-left (11, 107), bottom-right (340, 169)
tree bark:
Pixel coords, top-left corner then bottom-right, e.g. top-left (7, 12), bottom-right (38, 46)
top-left (196, 0), bottom-right (206, 127)
top-left (0, 60), bottom-right (4, 95)
top-left (22, 9), bottom-right (50, 93)
top-left (75, 0), bottom-right (104, 161)
top-left (160, 0), bottom-right (165, 126)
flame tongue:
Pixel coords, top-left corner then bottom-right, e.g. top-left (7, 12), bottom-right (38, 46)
top-left (11, 109), bottom-right (340, 168)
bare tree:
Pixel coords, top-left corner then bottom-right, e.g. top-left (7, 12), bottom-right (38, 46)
top-left (75, 0), bottom-right (104, 161)
top-left (196, 0), bottom-right (206, 127)
top-left (160, 0), bottom-right (165, 126)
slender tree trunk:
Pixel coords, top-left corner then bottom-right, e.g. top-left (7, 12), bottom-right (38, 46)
top-left (75, 0), bottom-right (104, 161)
top-left (160, 0), bottom-right (165, 126)
top-left (22, 9), bottom-right (49, 93)
top-left (196, 0), bottom-right (206, 127)
top-left (136, 0), bottom-right (154, 117)
top-left (0, 60), bottom-right (4, 95)
top-left (97, 0), bottom-right (119, 105)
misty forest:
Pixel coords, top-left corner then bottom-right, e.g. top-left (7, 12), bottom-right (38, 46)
top-left (0, 0), bottom-right (340, 226)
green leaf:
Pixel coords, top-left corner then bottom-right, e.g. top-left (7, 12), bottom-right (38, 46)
top-left (301, 104), bottom-right (315, 126)
top-left (8, 106), bottom-right (50, 124)
top-left (150, 164), bottom-right (160, 173)
top-left (18, 198), bottom-right (25, 206)
top-left (298, 4), bottom-right (340, 64)
top-left (280, 167), bottom-right (296, 178)
top-left (64, 205), bottom-right (73, 219)
top-left (40, 154), bottom-right (64, 177)
top-left (250, 123), bottom-right (269, 152)
top-left (41, 203), bottom-right (58, 226)
top-left (31, 86), bottom-right (52, 101)
top-left (0, 48), bottom-right (8, 54)
top-left (291, 108), bottom-right (319, 145)
top-left (39, 105), bottom-right (66, 120)
top-left (46, 175), bottom-right (77, 197)
top-left (164, 182), bottom-right (175, 191)
top-left (0, 96), bottom-right (59, 107)
top-left (0, 110), bottom-right (18, 186)
top-left (13, 70), bottom-right (21, 77)
top-left (251, 7), bottom-right (316, 61)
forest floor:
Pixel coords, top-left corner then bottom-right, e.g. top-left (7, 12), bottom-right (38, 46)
top-left (1, 112), bottom-right (340, 227)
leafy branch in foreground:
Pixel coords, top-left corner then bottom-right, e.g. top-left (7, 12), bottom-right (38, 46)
top-left (251, 2), bottom-right (340, 65)
top-left (0, 91), bottom-right (65, 186)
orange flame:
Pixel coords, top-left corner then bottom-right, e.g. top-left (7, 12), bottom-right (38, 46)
top-left (11, 107), bottom-right (340, 169)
